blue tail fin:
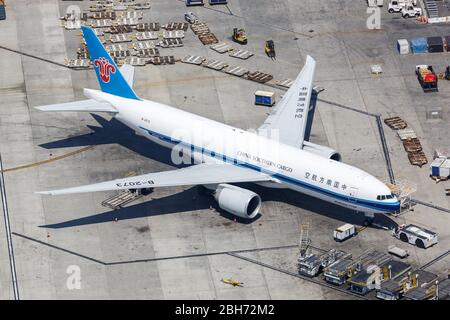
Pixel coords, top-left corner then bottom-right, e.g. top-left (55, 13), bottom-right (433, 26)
top-left (81, 26), bottom-right (140, 100)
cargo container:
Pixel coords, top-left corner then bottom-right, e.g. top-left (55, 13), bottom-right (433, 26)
top-left (434, 147), bottom-right (450, 159)
top-left (0, 0), bottom-right (5, 20)
top-left (333, 224), bottom-right (356, 242)
top-left (397, 39), bottom-right (410, 54)
top-left (431, 158), bottom-right (446, 177)
top-left (427, 36), bottom-right (444, 53)
top-left (186, 0), bottom-right (204, 6)
top-left (433, 158), bottom-right (450, 177)
top-left (411, 37), bottom-right (427, 53)
top-left (254, 91), bottom-right (275, 106)
top-left (209, 0), bottom-right (228, 4)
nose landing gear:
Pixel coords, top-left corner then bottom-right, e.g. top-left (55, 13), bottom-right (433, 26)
top-left (363, 212), bottom-right (375, 226)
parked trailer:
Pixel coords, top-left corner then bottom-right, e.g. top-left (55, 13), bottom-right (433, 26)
top-left (324, 256), bottom-right (354, 286)
top-left (298, 249), bottom-right (347, 277)
top-left (416, 65), bottom-right (438, 92)
top-left (393, 224), bottom-right (438, 249)
top-left (333, 224), bottom-right (356, 242)
top-left (388, 245), bottom-right (409, 259)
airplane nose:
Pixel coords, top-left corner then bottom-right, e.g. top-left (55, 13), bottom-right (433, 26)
top-left (393, 197), bottom-right (401, 210)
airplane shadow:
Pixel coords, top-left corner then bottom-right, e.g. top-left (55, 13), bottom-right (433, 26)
top-left (39, 114), bottom-right (398, 230)
top-left (39, 113), bottom-right (188, 170)
top-left (244, 184), bottom-right (399, 230)
top-left (41, 186), bottom-right (260, 229)
top-left (41, 184), bottom-right (397, 230)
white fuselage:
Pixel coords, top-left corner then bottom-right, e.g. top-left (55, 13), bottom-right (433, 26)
top-left (88, 89), bottom-right (400, 214)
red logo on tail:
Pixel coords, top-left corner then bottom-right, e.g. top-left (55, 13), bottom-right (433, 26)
top-left (94, 57), bottom-right (116, 83)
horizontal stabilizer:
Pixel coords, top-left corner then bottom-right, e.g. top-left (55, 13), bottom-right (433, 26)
top-left (34, 99), bottom-right (117, 113)
top-left (37, 163), bottom-right (274, 196)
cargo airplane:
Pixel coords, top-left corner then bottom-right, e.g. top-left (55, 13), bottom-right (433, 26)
top-left (36, 26), bottom-right (400, 223)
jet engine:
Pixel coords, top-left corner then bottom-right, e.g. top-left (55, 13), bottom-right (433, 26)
top-left (302, 141), bottom-right (341, 162)
top-left (213, 184), bottom-right (261, 219)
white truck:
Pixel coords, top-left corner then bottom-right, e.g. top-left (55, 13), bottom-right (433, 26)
top-left (393, 224), bottom-right (438, 249)
top-left (387, 0), bottom-right (417, 13)
top-left (368, 0), bottom-right (384, 7)
top-left (401, 5), bottom-right (422, 18)
top-left (333, 224), bottom-right (356, 242)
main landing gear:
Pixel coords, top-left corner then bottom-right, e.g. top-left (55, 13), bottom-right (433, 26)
top-left (363, 212), bottom-right (375, 226)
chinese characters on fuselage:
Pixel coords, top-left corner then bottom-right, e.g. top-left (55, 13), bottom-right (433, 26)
top-left (304, 172), bottom-right (348, 191)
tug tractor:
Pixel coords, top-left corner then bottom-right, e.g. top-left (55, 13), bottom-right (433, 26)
top-left (401, 5), bottom-right (422, 18)
top-left (265, 40), bottom-right (275, 59)
top-left (232, 28), bottom-right (247, 45)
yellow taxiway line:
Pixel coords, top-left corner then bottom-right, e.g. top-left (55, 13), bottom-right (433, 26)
top-left (0, 146), bottom-right (94, 173)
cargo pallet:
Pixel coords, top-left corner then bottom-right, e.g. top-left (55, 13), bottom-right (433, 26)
top-left (403, 138), bottom-right (422, 153)
top-left (109, 25), bottom-right (133, 34)
top-left (101, 190), bottom-right (143, 210)
top-left (158, 38), bottom-right (183, 48)
top-left (136, 23), bottom-right (160, 32)
top-left (198, 33), bottom-right (219, 45)
top-left (136, 48), bottom-right (160, 58)
top-left (163, 22), bottom-right (189, 31)
top-left (384, 116), bottom-right (408, 130)
top-left (190, 22), bottom-right (210, 35)
top-left (408, 151), bottom-right (428, 167)
top-left (150, 55), bottom-right (176, 65)
top-left (245, 71), bottom-right (273, 84)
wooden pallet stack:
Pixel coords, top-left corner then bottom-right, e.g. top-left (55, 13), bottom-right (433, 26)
top-left (191, 22), bottom-right (219, 45)
top-left (384, 117), bottom-right (428, 167)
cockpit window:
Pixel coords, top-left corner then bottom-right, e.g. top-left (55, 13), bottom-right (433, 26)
top-left (377, 193), bottom-right (395, 201)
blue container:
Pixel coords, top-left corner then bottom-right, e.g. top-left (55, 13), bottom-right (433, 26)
top-left (255, 96), bottom-right (271, 105)
top-left (186, 0), bottom-right (204, 6)
top-left (431, 165), bottom-right (440, 177)
top-left (0, 5), bottom-right (6, 20)
top-left (255, 91), bottom-right (275, 106)
top-left (411, 37), bottom-right (428, 53)
top-left (209, 0), bottom-right (228, 4)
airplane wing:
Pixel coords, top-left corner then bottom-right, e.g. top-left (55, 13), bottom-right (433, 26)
top-left (258, 55), bottom-right (316, 148)
top-left (34, 99), bottom-right (117, 113)
top-left (37, 163), bottom-right (274, 196)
